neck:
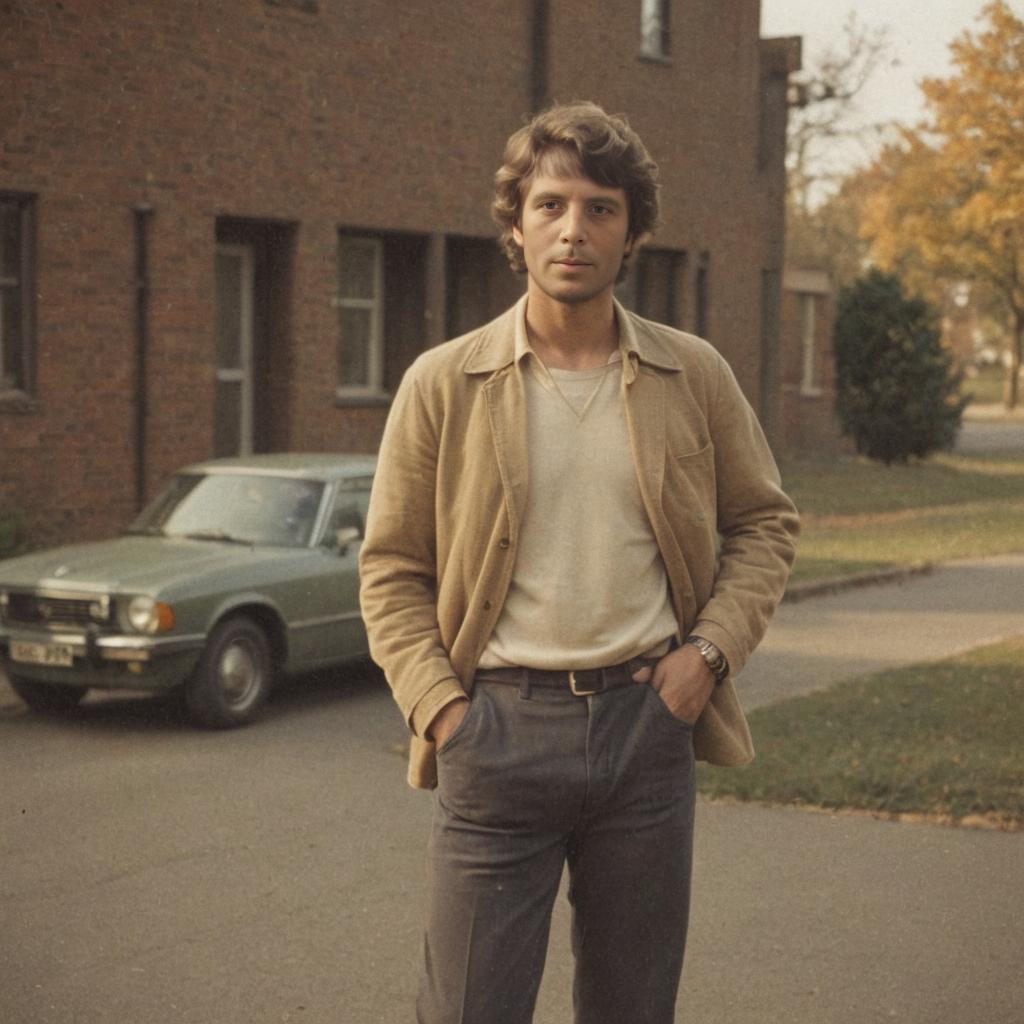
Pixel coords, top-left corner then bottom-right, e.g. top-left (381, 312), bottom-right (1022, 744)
top-left (523, 286), bottom-right (618, 370)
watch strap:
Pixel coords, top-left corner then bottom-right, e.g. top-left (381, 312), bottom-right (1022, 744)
top-left (683, 635), bottom-right (729, 683)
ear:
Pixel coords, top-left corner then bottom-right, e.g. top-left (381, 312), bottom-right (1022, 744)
top-left (512, 222), bottom-right (524, 248)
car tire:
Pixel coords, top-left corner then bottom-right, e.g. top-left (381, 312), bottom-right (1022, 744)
top-left (9, 676), bottom-right (88, 713)
top-left (184, 616), bottom-right (272, 729)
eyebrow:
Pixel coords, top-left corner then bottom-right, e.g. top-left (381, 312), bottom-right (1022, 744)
top-left (531, 190), bottom-right (624, 209)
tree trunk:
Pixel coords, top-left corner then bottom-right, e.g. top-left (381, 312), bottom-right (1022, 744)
top-left (1006, 311), bottom-right (1022, 410)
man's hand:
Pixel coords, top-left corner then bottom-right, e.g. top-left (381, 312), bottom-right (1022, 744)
top-left (427, 697), bottom-right (470, 749)
top-left (632, 645), bottom-right (715, 725)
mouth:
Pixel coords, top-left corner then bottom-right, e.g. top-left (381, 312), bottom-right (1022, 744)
top-left (553, 258), bottom-right (591, 268)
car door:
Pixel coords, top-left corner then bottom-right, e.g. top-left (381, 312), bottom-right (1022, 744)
top-left (285, 478), bottom-right (371, 670)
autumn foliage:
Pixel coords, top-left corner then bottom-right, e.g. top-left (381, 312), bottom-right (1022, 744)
top-left (860, 1), bottom-right (1024, 407)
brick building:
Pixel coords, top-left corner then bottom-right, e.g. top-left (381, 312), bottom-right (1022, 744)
top-left (2, 0), bottom-right (799, 545)
top-left (777, 268), bottom-right (847, 456)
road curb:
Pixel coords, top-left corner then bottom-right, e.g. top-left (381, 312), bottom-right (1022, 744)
top-left (783, 561), bottom-right (934, 603)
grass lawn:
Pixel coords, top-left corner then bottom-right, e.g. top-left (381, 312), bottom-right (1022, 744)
top-left (963, 364), bottom-right (1015, 406)
top-left (780, 452), bottom-right (1024, 584)
top-left (698, 638), bottom-right (1024, 829)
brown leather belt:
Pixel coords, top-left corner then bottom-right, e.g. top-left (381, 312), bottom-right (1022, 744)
top-left (476, 657), bottom-right (659, 697)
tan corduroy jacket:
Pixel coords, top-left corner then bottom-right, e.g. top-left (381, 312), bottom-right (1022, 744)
top-left (359, 297), bottom-right (799, 789)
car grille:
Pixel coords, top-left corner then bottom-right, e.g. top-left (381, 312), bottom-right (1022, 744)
top-left (4, 592), bottom-right (109, 630)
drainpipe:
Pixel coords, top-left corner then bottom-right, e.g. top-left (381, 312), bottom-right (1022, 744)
top-left (530, 0), bottom-right (550, 112)
top-left (132, 204), bottom-right (153, 510)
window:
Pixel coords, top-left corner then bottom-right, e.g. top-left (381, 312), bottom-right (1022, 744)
top-left (695, 250), bottom-right (710, 338)
top-left (799, 293), bottom-right (822, 395)
top-left (336, 234), bottom-right (384, 397)
top-left (321, 476), bottom-right (374, 546)
top-left (0, 194), bottom-right (34, 395)
top-left (264, 0), bottom-right (318, 12)
top-left (616, 248), bottom-right (686, 327)
top-left (640, 0), bottom-right (671, 59)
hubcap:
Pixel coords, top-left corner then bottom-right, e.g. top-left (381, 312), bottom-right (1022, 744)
top-left (217, 640), bottom-right (261, 707)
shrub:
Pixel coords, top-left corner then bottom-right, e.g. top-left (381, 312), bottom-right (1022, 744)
top-left (832, 269), bottom-right (967, 465)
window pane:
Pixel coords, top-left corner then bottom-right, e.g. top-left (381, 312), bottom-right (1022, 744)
top-left (0, 203), bottom-right (20, 281)
top-left (215, 251), bottom-right (243, 369)
top-left (1, 290), bottom-right (22, 387)
top-left (338, 306), bottom-right (372, 387)
top-left (641, 0), bottom-right (669, 56)
top-left (213, 379), bottom-right (242, 457)
top-left (339, 237), bottom-right (377, 300)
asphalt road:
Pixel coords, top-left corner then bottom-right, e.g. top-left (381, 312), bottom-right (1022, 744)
top-left (956, 409), bottom-right (1024, 453)
top-left (2, 556), bottom-right (1023, 1023)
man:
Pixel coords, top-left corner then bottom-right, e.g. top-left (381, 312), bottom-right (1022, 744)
top-left (359, 102), bottom-right (798, 1024)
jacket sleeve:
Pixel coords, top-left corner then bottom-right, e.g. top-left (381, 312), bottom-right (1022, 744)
top-left (690, 355), bottom-right (799, 677)
top-left (358, 365), bottom-right (467, 735)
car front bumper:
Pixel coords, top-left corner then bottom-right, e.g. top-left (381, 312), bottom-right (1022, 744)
top-left (0, 627), bottom-right (207, 691)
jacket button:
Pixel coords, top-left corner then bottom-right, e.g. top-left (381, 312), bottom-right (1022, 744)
top-left (483, 601), bottom-right (492, 610)
top-left (499, 538), bottom-right (510, 549)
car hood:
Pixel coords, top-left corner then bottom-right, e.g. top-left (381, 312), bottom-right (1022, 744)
top-left (0, 536), bottom-right (299, 594)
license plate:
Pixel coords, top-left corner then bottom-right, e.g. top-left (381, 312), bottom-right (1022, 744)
top-left (10, 641), bottom-right (75, 667)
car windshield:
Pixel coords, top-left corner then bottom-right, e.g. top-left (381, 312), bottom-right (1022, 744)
top-left (127, 473), bottom-right (326, 548)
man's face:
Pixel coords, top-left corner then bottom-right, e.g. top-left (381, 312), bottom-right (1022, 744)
top-left (512, 153), bottom-right (633, 307)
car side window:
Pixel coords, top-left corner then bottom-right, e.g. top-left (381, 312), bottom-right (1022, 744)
top-left (322, 478), bottom-right (373, 547)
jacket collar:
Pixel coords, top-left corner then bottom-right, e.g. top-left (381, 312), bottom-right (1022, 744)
top-left (460, 294), bottom-right (683, 378)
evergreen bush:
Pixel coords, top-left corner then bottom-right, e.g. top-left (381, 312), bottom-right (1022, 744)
top-left (832, 269), bottom-right (967, 464)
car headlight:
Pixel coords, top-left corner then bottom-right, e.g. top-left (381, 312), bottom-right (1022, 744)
top-left (125, 596), bottom-right (176, 634)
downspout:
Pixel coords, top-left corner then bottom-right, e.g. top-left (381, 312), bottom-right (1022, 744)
top-left (530, 0), bottom-right (549, 112)
top-left (132, 205), bottom-right (153, 510)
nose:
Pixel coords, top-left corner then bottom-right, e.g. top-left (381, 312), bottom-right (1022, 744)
top-left (559, 205), bottom-right (587, 246)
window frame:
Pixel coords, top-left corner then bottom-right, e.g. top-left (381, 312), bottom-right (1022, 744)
top-left (0, 193), bottom-right (37, 400)
top-left (798, 292), bottom-right (823, 396)
top-left (335, 233), bottom-right (385, 400)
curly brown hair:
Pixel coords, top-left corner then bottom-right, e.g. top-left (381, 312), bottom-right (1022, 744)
top-left (491, 101), bottom-right (660, 277)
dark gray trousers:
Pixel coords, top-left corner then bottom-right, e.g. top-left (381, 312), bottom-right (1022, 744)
top-left (417, 677), bottom-right (697, 1024)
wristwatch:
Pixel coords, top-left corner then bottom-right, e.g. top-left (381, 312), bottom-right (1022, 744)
top-left (684, 635), bottom-right (729, 684)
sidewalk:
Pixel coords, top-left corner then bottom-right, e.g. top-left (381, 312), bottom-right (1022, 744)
top-left (537, 554), bottom-right (1024, 1024)
top-left (740, 552), bottom-right (1024, 710)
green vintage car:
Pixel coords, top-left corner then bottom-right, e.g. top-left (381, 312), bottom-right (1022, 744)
top-left (0, 453), bottom-right (376, 727)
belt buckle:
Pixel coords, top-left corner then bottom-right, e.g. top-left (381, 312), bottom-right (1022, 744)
top-left (568, 670), bottom-right (599, 696)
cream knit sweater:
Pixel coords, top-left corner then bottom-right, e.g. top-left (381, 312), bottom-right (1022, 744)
top-left (479, 352), bottom-right (677, 670)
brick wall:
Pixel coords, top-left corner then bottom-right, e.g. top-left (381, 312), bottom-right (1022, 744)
top-left (1, 0), bottom-right (790, 545)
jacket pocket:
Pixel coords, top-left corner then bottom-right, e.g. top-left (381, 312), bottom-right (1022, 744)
top-left (665, 442), bottom-right (716, 526)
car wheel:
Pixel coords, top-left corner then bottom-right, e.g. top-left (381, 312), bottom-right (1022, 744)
top-left (8, 676), bottom-right (88, 713)
top-left (184, 616), bottom-right (272, 729)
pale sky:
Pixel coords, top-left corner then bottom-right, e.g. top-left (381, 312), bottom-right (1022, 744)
top-left (759, 0), bottom-right (1021, 192)
top-left (761, 1), bottom-right (1017, 154)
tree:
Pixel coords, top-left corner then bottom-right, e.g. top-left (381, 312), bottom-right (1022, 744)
top-left (785, 162), bottom-right (882, 291)
top-left (833, 270), bottom-right (967, 465)
top-left (785, 13), bottom-right (893, 217)
top-left (782, 15), bottom-right (893, 289)
top-left (861, 1), bottom-right (1024, 407)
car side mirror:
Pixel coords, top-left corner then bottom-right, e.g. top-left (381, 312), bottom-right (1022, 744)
top-left (334, 525), bottom-right (362, 555)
